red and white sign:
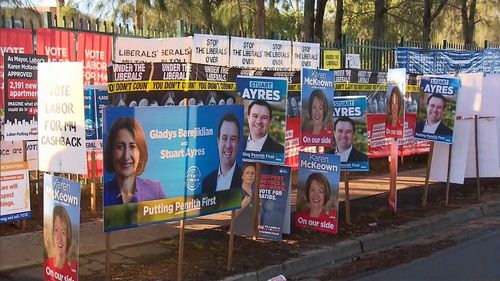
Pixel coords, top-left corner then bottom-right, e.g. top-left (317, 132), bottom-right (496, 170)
top-left (77, 32), bottom-right (112, 85)
top-left (36, 28), bottom-right (76, 62)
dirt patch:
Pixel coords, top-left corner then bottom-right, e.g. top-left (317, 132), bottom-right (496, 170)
top-left (84, 177), bottom-right (499, 281)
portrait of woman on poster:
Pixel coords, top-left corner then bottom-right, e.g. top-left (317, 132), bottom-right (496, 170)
top-left (296, 173), bottom-right (336, 220)
top-left (385, 84), bottom-right (404, 129)
top-left (44, 206), bottom-right (77, 281)
top-left (304, 89), bottom-right (331, 135)
top-left (233, 163), bottom-right (256, 235)
top-left (104, 116), bottom-right (165, 206)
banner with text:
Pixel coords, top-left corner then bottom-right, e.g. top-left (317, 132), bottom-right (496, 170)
top-left (192, 34), bottom-right (230, 66)
top-left (77, 32), bottom-right (112, 85)
top-left (36, 28), bottom-right (76, 62)
top-left (0, 28), bottom-right (33, 109)
top-left (103, 105), bottom-right (244, 231)
top-left (38, 62), bottom-right (86, 174)
top-left (0, 140), bottom-right (30, 223)
top-left (230, 37), bottom-right (292, 70)
top-left (292, 42), bottom-right (320, 71)
top-left (3, 53), bottom-right (47, 141)
top-left (114, 37), bottom-right (193, 63)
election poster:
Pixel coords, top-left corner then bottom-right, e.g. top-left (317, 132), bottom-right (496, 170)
top-left (292, 42), bottom-right (320, 71)
top-left (0, 28), bottom-right (33, 110)
top-left (295, 152), bottom-right (340, 234)
top-left (301, 68), bottom-right (334, 147)
top-left (233, 163), bottom-right (291, 240)
top-left (323, 50), bottom-right (341, 70)
top-left (37, 62), bottom-right (87, 174)
top-left (236, 75), bottom-right (287, 165)
top-left (43, 174), bottom-right (80, 281)
top-left (192, 34), bottom-right (230, 66)
top-left (0, 141), bottom-right (30, 223)
top-left (103, 105), bottom-right (244, 231)
top-left (114, 37), bottom-right (192, 63)
top-left (36, 29), bottom-right (76, 62)
top-left (230, 37), bottom-right (292, 70)
top-left (3, 53), bottom-right (47, 141)
top-left (77, 32), bottom-right (112, 85)
top-left (414, 76), bottom-right (460, 144)
top-left (330, 96), bottom-right (368, 171)
top-left (385, 68), bottom-right (406, 139)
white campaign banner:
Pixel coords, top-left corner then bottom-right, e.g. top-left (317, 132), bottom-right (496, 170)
top-left (0, 169), bottom-right (30, 223)
top-left (292, 42), bottom-right (320, 71)
top-left (430, 73), bottom-right (482, 183)
top-left (259, 38), bottom-right (291, 71)
top-left (192, 34), bottom-right (230, 66)
top-left (114, 37), bottom-right (193, 63)
top-left (37, 62), bottom-right (86, 174)
top-left (230, 37), bottom-right (292, 70)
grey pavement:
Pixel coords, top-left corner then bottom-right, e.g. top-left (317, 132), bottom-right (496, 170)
top-left (3, 167), bottom-right (487, 281)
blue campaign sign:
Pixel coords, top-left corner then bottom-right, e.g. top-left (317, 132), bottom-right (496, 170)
top-left (43, 174), bottom-right (81, 281)
top-left (415, 76), bottom-right (461, 144)
top-left (84, 86), bottom-right (109, 141)
top-left (396, 47), bottom-right (500, 75)
top-left (102, 105), bottom-right (244, 231)
top-left (236, 76), bottom-right (288, 165)
top-left (331, 96), bottom-right (368, 171)
top-left (301, 68), bottom-right (335, 147)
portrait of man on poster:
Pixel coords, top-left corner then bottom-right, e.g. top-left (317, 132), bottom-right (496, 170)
top-left (243, 100), bottom-right (284, 154)
top-left (415, 93), bottom-right (453, 136)
top-left (327, 116), bottom-right (367, 162)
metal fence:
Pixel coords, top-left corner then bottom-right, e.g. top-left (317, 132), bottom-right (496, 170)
top-left (2, 11), bottom-right (499, 72)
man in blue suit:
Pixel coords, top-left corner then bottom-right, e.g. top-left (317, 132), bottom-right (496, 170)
top-left (202, 113), bottom-right (242, 194)
top-left (415, 93), bottom-right (453, 136)
top-left (243, 100), bottom-right (284, 154)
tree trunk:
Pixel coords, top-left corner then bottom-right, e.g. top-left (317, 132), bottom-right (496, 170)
top-left (202, 0), bottom-right (213, 33)
top-left (314, 0), bottom-right (328, 43)
top-left (423, 0), bottom-right (432, 44)
top-left (255, 0), bottom-right (265, 38)
top-left (461, 0), bottom-right (477, 45)
top-left (334, 0), bottom-right (344, 45)
top-left (237, 0), bottom-right (245, 35)
top-left (303, 0), bottom-right (314, 42)
top-left (373, 0), bottom-right (385, 41)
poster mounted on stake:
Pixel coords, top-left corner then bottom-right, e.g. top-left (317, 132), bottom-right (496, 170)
top-left (37, 62), bottom-right (86, 174)
top-left (327, 96), bottom-right (368, 171)
top-left (385, 68), bottom-right (406, 140)
top-left (77, 32), bottom-right (112, 85)
top-left (43, 174), bottom-right (80, 281)
top-left (300, 68), bottom-right (334, 147)
top-left (295, 152), bottom-right (340, 234)
top-left (103, 105), bottom-right (244, 231)
top-left (3, 53), bottom-right (47, 141)
top-left (236, 75), bottom-right (287, 165)
top-left (233, 163), bottom-right (291, 240)
top-left (414, 76), bottom-right (460, 144)
top-left (192, 34), bottom-right (230, 66)
top-left (0, 28), bottom-right (33, 110)
top-left (0, 141), bottom-right (30, 224)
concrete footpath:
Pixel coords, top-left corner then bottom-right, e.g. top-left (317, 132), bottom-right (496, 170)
top-left (4, 167), bottom-right (491, 280)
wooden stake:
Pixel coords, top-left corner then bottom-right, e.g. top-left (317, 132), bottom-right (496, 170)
top-left (421, 142), bottom-right (434, 207)
top-left (445, 144), bottom-right (453, 206)
top-left (389, 139), bottom-right (398, 213)
top-left (177, 219), bottom-right (185, 281)
top-left (474, 115), bottom-right (480, 200)
top-left (343, 171), bottom-right (351, 225)
top-left (252, 163), bottom-right (262, 240)
top-left (105, 232), bottom-right (111, 281)
top-left (227, 210), bottom-right (235, 271)
top-left (90, 151), bottom-right (97, 212)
